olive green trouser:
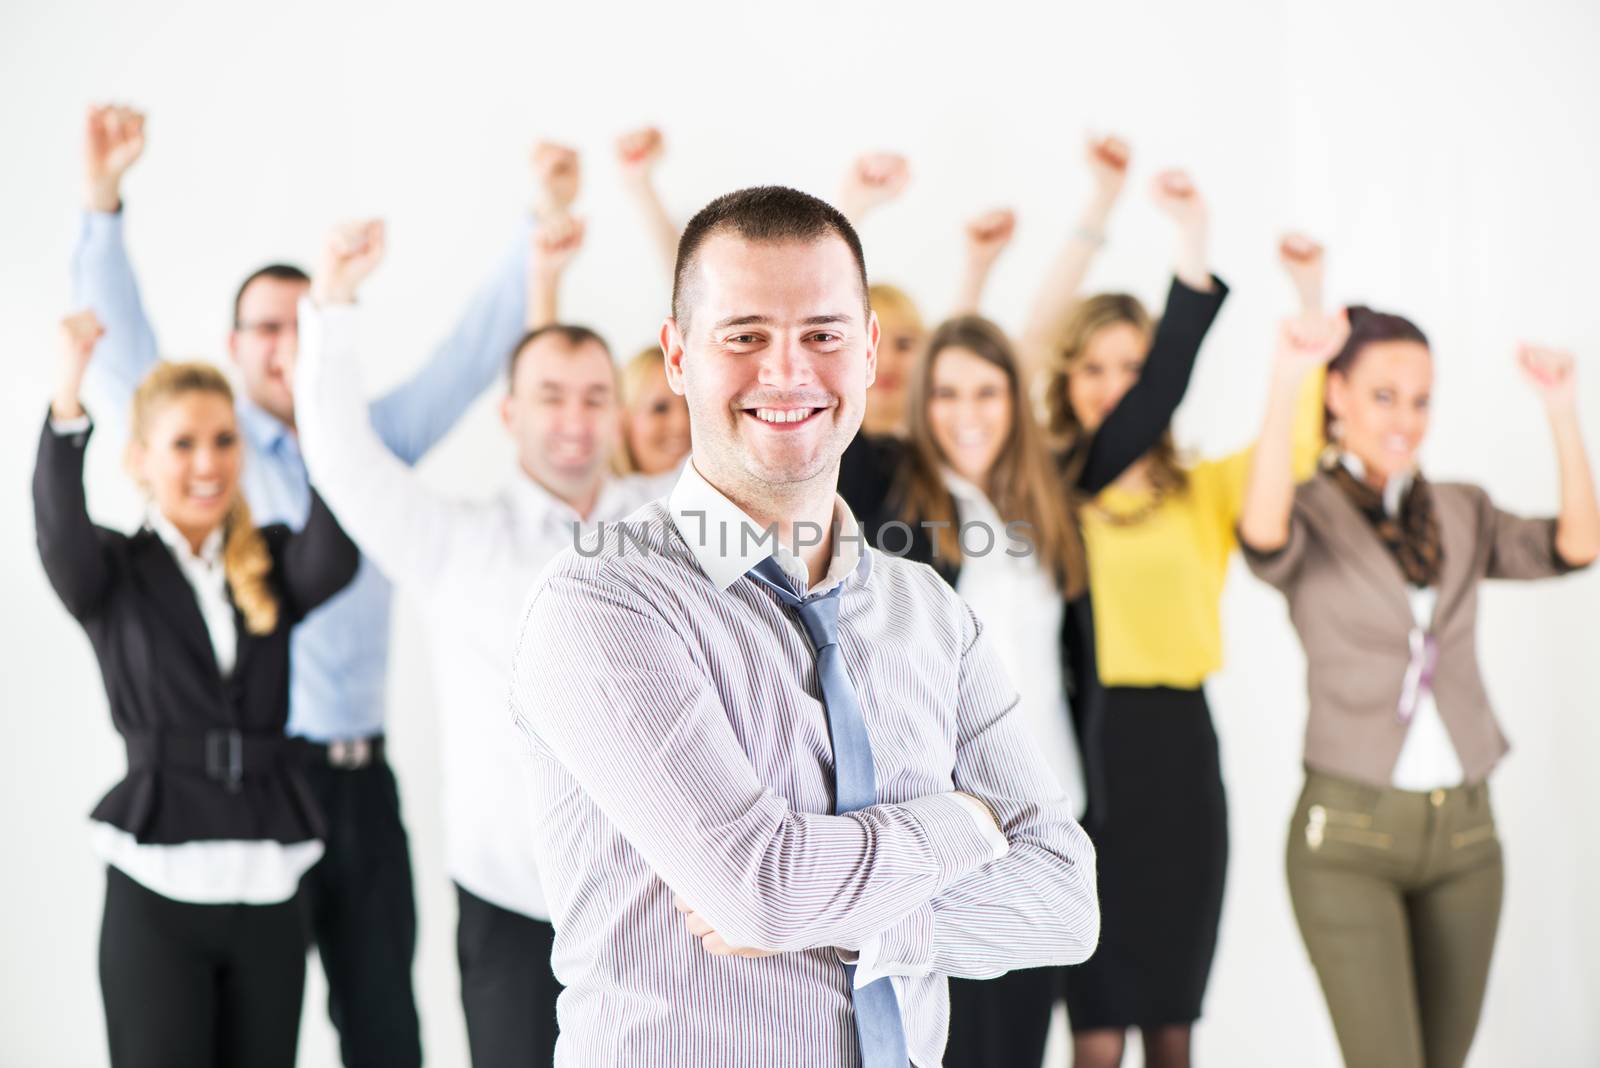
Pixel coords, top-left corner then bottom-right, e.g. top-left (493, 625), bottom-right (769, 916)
top-left (1287, 769), bottom-right (1503, 1068)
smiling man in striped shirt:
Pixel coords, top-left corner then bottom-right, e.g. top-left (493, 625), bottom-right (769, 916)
top-left (509, 185), bottom-right (1099, 1067)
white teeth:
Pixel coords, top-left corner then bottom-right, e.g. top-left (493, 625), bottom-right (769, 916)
top-left (753, 408), bottom-right (813, 424)
top-left (954, 430), bottom-right (988, 447)
top-left (189, 482), bottom-right (222, 500)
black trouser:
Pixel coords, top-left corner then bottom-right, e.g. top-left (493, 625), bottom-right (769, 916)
top-left (100, 865), bottom-right (305, 1068)
top-left (298, 754), bottom-right (422, 1068)
top-left (945, 967), bottom-right (1062, 1068)
top-left (456, 883), bottom-right (561, 1068)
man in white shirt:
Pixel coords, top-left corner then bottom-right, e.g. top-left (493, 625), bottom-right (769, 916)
top-left (509, 186), bottom-right (1099, 1067)
top-left (293, 219), bottom-right (668, 1068)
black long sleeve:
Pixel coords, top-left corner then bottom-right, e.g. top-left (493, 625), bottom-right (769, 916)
top-left (276, 488), bottom-right (360, 623)
top-left (33, 413), bottom-right (119, 620)
top-left (1075, 274), bottom-right (1229, 495)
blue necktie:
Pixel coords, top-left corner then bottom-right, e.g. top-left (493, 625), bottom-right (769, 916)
top-left (747, 556), bottom-right (909, 1068)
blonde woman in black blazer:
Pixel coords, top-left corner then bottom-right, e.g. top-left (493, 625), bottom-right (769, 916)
top-left (34, 312), bottom-right (358, 1068)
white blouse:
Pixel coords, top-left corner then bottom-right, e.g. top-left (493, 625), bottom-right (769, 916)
top-left (943, 470), bottom-right (1087, 816)
top-left (1338, 455), bottom-right (1465, 791)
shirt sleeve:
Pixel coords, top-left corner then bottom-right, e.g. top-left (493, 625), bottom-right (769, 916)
top-left (839, 603), bottom-right (1101, 982)
top-left (295, 299), bottom-right (477, 591)
top-left (33, 412), bottom-right (118, 620)
top-left (71, 210), bottom-right (160, 437)
top-left (1076, 274), bottom-right (1228, 495)
top-left (1474, 485), bottom-right (1589, 579)
top-left (366, 218), bottom-right (532, 465)
top-left (508, 567), bottom-right (1004, 955)
top-left (1202, 364), bottom-right (1328, 550)
top-left (1239, 490), bottom-right (1315, 592)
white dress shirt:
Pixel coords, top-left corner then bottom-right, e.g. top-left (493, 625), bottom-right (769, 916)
top-left (942, 470), bottom-right (1086, 816)
top-left (75, 493), bottom-right (323, 904)
top-left (1339, 455), bottom-right (1465, 790)
top-left (295, 300), bottom-right (670, 920)
top-left (509, 459), bottom-right (1098, 1067)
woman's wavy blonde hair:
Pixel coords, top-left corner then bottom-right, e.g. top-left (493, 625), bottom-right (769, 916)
top-left (128, 362), bottom-right (278, 635)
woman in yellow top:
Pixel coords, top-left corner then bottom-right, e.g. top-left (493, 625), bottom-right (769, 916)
top-left (1027, 235), bottom-right (1328, 1068)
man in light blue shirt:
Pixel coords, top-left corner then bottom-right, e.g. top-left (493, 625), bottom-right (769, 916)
top-left (74, 102), bottom-right (551, 1067)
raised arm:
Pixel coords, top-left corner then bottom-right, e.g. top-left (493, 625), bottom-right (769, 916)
top-left (295, 222), bottom-right (474, 592)
top-left (1239, 314), bottom-right (1348, 555)
top-left (527, 215), bottom-right (587, 330)
top-left (617, 126), bottom-right (680, 278)
top-left (838, 606), bottom-right (1098, 982)
top-left (836, 152), bottom-right (911, 229)
top-left (1074, 169), bottom-right (1223, 495)
top-left (34, 312), bottom-right (118, 620)
top-left (1518, 345), bottom-right (1600, 568)
top-left (1018, 135), bottom-right (1130, 380)
top-left (950, 208), bottom-right (1016, 317)
top-left (364, 148), bottom-right (554, 464)
top-left (510, 571), bottom-right (1003, 955)
top-left (72, 105), bottom-right (158, 431)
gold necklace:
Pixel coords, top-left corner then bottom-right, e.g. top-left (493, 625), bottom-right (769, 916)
top-left (1085, 483), bottom-right (1170, 527)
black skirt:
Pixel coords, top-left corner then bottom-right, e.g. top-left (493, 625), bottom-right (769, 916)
top-left (1061, 685), bottom-right (1229, 1031)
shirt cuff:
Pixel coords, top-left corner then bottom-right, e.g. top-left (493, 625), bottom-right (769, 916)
top-left (49, 413), bottom-right (93, 436)
top-left (838, 904), bottom-right (937, 988)
top-left (948, 792), bottom-right (1009, 861)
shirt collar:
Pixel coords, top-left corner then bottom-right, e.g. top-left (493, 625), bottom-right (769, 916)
top-left (667, 458), bottom-right (867, 595)
top-left (1338, 452), bottom-right (1413, 517)
top-left (508, 470), bottom-right (644, 530)
top-left (237, 397), bottom-right (294, 456)
top-left (147, 508), bottom-right (225, 569)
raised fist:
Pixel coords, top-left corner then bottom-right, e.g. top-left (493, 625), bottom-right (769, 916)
top-left (1278, 232), bottom-right (1326, 300)
top-left (1273, 310), bottom-right (1348, 375)
top-left (1150, 169), bottom-right (1206, 229)
top-left (532, 141), bottom-right (582, 216)
top-left (1517, 344), bottom-right (1577, 409)
top-left (964, 208), bottom-right (1017, 270)
top-left (85, 104), bottom-right (146, 212)
top-left (616, 126), bottom-right (665, 181)
top-left (533, 214), bottom-right (587, 279)
top-left (313, 220), bottom-right (387, 307)
top-left (1086, 135), bottom-right (1131, 199)
top-left (59, 309), bottom-right (106, 373)
top-left (840, 152), bottom-right (910, 218)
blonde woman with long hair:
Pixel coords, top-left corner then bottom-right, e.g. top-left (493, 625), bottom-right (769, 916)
top-left (33, 312), bottom-right (358, 1067)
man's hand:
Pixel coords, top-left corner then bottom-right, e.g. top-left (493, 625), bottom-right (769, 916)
top-left (85, 104), bottom-right (146, 214)
top-left (532, 141), bottom-right (582, 218)
top-left (672, 894), bottom-right (779, 959)
top-left (313, 220), bottom-right (386, 307)
top-left (533, 214), bottom-right (587, 281)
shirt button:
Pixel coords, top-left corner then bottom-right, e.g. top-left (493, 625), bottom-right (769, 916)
top-left (1429, 789), bottom-right (1446, 808)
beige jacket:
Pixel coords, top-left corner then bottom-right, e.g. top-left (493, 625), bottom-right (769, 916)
top-left (1242, 471), bottom-right (1581, 786)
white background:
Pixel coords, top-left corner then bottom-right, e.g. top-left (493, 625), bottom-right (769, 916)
top-left (2, 1), bottom-right (1597, 1064)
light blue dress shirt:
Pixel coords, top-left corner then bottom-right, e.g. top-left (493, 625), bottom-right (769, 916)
top-left (71, 209), bottom-right (531, 741)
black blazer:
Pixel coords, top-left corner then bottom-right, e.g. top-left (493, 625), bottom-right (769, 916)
top-left (838, 275), bottom-right (1228, 825)
top-left (33, 415), bottom-right (360, 845)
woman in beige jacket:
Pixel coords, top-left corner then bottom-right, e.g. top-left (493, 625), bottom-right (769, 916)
top-left (1237, 307), bottom-right (1599, 1068)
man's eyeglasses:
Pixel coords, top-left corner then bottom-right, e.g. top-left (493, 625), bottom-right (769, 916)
top-left (234, 318), bottom-right (299, 339)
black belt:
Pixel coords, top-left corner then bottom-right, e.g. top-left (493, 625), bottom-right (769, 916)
top-left (124, 728), bottom-right (295, 793)
top-left (296, 735), bottom-right (386, 770)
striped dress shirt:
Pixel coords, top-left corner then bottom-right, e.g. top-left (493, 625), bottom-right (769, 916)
top-left (509, 461), bottom-right (1099, 1067)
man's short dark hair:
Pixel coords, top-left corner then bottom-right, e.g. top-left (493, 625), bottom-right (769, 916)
top-left (232, 264), bottom-right (310, 328)
top-left (507, 323), bottom-right (614, 385)
top-left (671, 186), bottom-right (870, 328)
